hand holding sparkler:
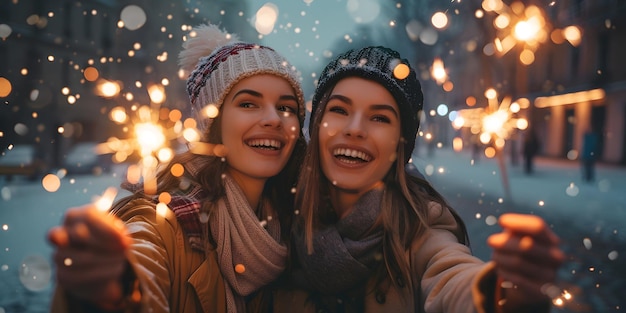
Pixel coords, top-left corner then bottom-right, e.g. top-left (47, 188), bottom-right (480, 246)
top-left (47, 187), bottom-right (133, 308)
top-left (487, 213), bottom-right (566, 310)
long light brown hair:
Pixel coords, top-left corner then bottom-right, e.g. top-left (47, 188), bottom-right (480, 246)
top-left (295, 82), bottom-right (468, 287)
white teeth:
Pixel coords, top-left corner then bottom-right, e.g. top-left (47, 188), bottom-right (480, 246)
top-left (247, 139), bottom-right (282, 149)
top-left (333, 148), bottom-right (371, 162)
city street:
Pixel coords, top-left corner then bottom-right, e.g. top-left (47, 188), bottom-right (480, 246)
top-left (0, 147), bottom-right (624, 312)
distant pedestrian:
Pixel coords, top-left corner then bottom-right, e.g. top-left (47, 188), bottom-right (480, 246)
top-left (470, 134), bottom-right (482, 162)
top-left (581, 129), bottom-right (600, 182)
top-left (522, 128), bottom-right (540, 174)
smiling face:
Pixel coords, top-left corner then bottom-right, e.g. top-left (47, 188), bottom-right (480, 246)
top-left (220, 74), bottom-right (301, 185)
top-left (318, 76), bottom-right (401, 197)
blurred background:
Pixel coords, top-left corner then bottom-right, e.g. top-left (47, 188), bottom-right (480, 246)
top-left (0, 0), bottom-right (624, 312)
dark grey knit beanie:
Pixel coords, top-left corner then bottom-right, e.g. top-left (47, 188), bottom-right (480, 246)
top-left (311, 46), bottom-right (423, 163)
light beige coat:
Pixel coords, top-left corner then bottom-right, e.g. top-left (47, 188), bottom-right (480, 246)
top-left (272, 202), bottom-right (550, 313)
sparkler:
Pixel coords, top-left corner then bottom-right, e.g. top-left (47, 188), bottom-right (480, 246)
top-left (453, 89), bottom-right (528, 201)
top-left (94, 187), bottom-right (118, 212)
top-left (482, 0), bottom-right (582, 65)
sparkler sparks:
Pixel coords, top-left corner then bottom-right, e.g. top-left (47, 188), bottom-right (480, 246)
top-left (482, 0), bottom-right (582, 65)
top-left (94, 187), bottom-right (118, 212)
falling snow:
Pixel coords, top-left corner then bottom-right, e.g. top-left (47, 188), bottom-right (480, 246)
top-left (1, 0), bottom-right (625, 312)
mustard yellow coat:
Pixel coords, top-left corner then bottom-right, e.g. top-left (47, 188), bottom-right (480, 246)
top-left (50, 198), bottom-right (231, 313)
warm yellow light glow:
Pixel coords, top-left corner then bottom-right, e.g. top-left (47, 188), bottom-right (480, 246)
top-left (97, 80), bottom-right (121, 98)
top-left (171, 163), bottom-right (185, 177)
top-left (148, 84), bottom-right (166, 104)
top-left (431, 12), bottom-right (448, 29)
top-left (494, 14), bottom-right (510, 29)
top-left (169, 109), bottom-right (182, 122)
top-left (484, 146), bottom-right (496, 158)
top-left (135, 122), bottom-right (166, 156)
top-left (156, 202), bottom-right (169, 217)
top-left (535, 89), bottom-right (605, 108)
top-left (393, 63), bottom-right (410, 80)
top-left (466, 96), bottom-right (476, 106)
top-left (84, 67), bottom-right (99, 81)
top-left (519, 49), bottom-right (535, 65)
top-left (453, 116), bottom-right (465, 129)
top-left (482, 0), bottom-right (504, 12)
top-left (551, 29), bottom-right (565, 44)
top-left (94, 187), bottom-right (118, 212)
top-left (42, 174), bottom-right (61, 192)
top-left (255, 3), bottom-right (278, 35)
top-left (127, 164), bottom-right (142, 184)
top-left (204, 104), bottom-right (219, 119)
top-left (516, 118), bottom-right (528, 130)
top-left (510, 102), bottom-right (520, 113)
top-left (431, 58), bottom-right (447, 84)
top-left (157, 147), bottom-right (174, 162)
top-left (158, 192), bottom-right (171, 204)
top-left (183, 127), bottom-right (201, 142)
top-left (183, 118), bottom-right (198, 129)
top-left (480, 132), bottom-right (492, 144)
top-left (482, 110), bottom-right (508, 134)
top-left (110, 106), bottom-right (128, 124)
top-left (563, 25), bottom-right (582, 46)
top-left (0, 77), bottom-right (12, 97)
top-left (514, 18), bottom-right (541, 42)
top-left (452, 137), bottom-right (464, 151)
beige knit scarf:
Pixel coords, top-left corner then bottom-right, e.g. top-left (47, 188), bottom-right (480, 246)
top-left (211, 175), bottom-right (287, 312)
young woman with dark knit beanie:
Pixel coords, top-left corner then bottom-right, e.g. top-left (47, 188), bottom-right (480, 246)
top-left (47, 24), bottom-right (306, 313)
top-left (271, 46), bottom-right (564, 313)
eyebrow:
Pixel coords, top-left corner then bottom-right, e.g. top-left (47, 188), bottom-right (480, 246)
top-left (232, 89), bottom-right (298, 102)
top-left (328, 94), bottom-right (399, 118)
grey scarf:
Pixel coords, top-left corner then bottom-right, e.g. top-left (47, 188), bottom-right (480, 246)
top-left (293, 189), bottom-right (383, 294)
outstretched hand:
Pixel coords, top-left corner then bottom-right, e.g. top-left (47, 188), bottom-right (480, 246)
top-left (487, 213), bottom-right (565, 305)
top-left (47, 204), bottom-right (132, 306)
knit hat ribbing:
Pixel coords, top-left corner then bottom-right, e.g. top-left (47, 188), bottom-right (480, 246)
top-left (179, 24), bottom-right (305, 136)
top-left (311, 46), bottom-right (423, 163)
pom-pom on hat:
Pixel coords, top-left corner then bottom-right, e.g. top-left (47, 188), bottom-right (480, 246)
top-left (179, 24), bottom-right (305, 136)
top-left (311, 46), bottom-right (423, 163)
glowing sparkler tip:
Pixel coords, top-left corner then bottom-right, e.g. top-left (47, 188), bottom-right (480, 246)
top-left (94, 187), bottom-right (118, 212)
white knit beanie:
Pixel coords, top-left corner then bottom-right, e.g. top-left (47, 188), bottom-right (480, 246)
top-left (179, 24), bottom-right (304, 136)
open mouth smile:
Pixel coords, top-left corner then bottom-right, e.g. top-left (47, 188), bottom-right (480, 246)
top-left (333, 148), bottom-right (372, 163)
top-left (246, 139), bottom-right (283, 150)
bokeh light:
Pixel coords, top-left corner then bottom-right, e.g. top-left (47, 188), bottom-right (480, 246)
top-left (0, 77), bottom-right (11, 97)
top-left (41, 174), bottom-right (61, 192)
top-left (120, 5), bottom-right (147, 31)
top-left (19, 255), bottom-right (51, 292)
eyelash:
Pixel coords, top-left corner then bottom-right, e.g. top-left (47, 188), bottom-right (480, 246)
top-left (239, 102), bottom-right (255, 108)
top-left (278, 105), bottom-right (297, 114)
top-left (239, 101), bottom-right (297, 114)
top-left (327, 105), bottom-right (392, 123)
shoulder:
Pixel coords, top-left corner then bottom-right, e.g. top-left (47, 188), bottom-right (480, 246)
top-left (424, 201), bottom-right (463, 232)
top-left (112, 197), bottom-right (186, 242)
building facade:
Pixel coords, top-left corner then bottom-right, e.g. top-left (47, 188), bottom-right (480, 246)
top-left (0, 0), bottom-right (252, 172)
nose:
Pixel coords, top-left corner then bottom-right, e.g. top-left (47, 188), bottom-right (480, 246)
top-left (343, 114), bottom-right (366, 138)
top-left (260, 106), bottom-right (282, 128)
